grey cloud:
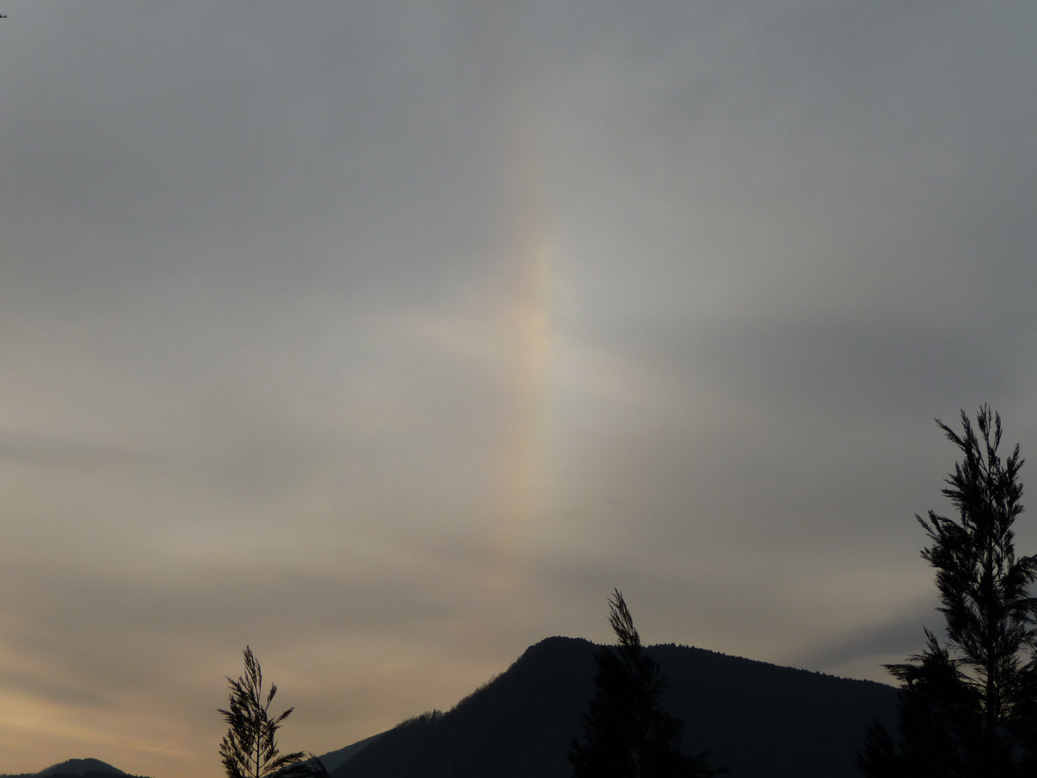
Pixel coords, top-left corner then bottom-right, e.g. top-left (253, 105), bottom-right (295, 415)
top-left (691, 316), bottom-right (1016, 418)
top-left (0, 431), bottom-right (150, 470)
top-left (1, 6), bottom-right (516, 365)
top-left (794, 601), bottom-right (936, 676)
top-left (0, 668), bottom-right (116, 711)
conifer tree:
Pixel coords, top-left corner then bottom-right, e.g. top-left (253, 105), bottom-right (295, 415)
top-left (859, 406), bottom-right (1037, 776)
top-left (570, 590), bottom-right (722, 778)
top-left (219, 646), bottom-right (324, 778)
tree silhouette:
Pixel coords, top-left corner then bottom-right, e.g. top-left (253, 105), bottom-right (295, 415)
top-left (219, 646), bottom-right (325, 778)
top-left (569, 590), bottom-right (722, 778)
top-left (859, 406), bottom-right (1037, 776)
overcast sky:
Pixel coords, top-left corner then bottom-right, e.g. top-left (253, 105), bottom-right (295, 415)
top-left (3, 2), bottom-right (1037, 776)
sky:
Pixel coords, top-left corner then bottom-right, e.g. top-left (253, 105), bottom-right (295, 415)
top-left (2, 1), bottom-right (1037, 776)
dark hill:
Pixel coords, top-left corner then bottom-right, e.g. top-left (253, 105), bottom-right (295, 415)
top-left (330, 636), bottom-right (898, 778)
top-left (317, 733), bottom-right (386, 774)
top-left (37, 762), bottom-right (126, 778)
top-left (1, 759), bottom-right (151, 778)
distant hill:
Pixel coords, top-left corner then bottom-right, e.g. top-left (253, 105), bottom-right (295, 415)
top-left (37, 761), bottom-right (126, 778)
top-left (316, 732), bottom-right (385, 774)
top-left (1, 759), bottom-right (150, 778)
top-left (328, 636), bottom-right (899, 778)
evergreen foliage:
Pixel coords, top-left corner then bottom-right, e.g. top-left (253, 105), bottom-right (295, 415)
top-left (218, 646), bottom-right (324, 778)
top-left (569, 590), bottom-right (723, 778)
top-left (859, 406), bottom-right (1037, 776)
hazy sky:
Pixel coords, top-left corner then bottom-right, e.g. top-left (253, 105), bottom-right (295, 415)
top-left (3, 2), bottom-right (1037, 776)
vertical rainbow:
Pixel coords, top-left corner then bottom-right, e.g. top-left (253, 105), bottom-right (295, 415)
top-left (490, 78), bottom-right (558, 567)
top-left (469, 3), bottom-right (560, 571)
top-left (494, 203), bottom-right (555, 562)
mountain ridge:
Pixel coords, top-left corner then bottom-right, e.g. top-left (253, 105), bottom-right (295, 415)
top-left (0, 758), bottom-right (146, 778)
top-left (327, 635), bottom-right (899, 778)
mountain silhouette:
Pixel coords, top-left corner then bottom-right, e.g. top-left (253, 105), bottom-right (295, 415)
top-left (1, 759), bottom-right (149, 778)
top-left (316, 733), bottom-right (386, 774)
top-left (37, 761), bottom-right (127, 778)
top-left (326, 636), bottom-right (899, 778)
